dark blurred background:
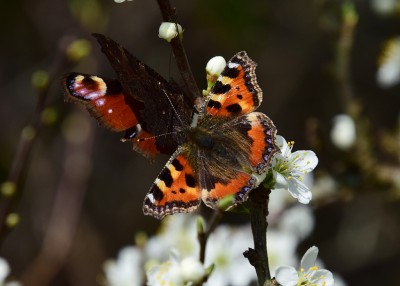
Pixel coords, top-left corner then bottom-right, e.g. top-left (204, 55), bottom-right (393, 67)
top-left (0, 0), bottom-right (400, 285)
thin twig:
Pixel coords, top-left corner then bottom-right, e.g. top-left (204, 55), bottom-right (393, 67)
top-left (335, 2), bottom-right (357, 112)
top-left (0, 52), bottom-right (71, 243)
top-left (243, 186), bottom-right (271, 286)
top-left (156, 0), bottom-right (201, 103)
top-left (198, 210), bottom-right (223, 264)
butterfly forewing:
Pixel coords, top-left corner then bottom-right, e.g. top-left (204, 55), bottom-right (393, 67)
top-left (205, 51), bottom-right (263, 117)
top-left (93, 33), bottom-right (192, 154)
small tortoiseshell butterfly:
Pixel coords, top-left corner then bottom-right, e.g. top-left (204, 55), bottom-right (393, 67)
top-left (64, 34), bottom-right (279, 219)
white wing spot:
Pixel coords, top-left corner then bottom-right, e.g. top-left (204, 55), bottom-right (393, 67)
top-left (147, 193), bottom-right (155, 203)
top-left (228, 62), bottom-right (239, 68)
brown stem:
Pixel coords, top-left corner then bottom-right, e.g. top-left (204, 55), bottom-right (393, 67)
top-left (243, 186), bottom-right (271, 286)
top-left (156, 0), bottom-right (201, 103)
top-left (198, 210), bottom-right (223, 264)
top-left (335, 2), bottom-right (357, 112)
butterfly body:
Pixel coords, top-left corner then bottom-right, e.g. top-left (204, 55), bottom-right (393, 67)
top-left (64, 34), bottom-right (278, 220)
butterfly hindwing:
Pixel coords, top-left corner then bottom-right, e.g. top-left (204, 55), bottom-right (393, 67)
top-left (198, 113), bottom-right (278, 209)
top-left (201, 170), bottom-right (256, 209)
top-left (143, 149), bottom-right (201, 219)
top-left (231, 112), bottom-right (278, 174)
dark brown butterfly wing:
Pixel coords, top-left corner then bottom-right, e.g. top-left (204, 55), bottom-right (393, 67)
top-left (92, 33), bottom-right (192, 154)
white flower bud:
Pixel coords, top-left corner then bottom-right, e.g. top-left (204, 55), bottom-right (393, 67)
top-left (114, 0), bottom-right (133, 3)
top-left (330, 114), bottom-right (356, 150)
top-left (180, 257), bottom-right (205, 283)
top-left (158, 22), bottom-right (183, 42)
top-left (377, 37), bottom-right (400, 88)
top-left (206, 56), bottom-right (226, 77)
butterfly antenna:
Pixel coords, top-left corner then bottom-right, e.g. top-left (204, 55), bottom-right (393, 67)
top-left (137, 130), bottom-right (181, 142)
top-left (162, 89), bottom-right (185, 127)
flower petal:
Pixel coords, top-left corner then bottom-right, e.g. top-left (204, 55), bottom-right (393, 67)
top-left (206, 56), bottom-right (226, 77)
top-left (180, 257), bottom-right (205, 283)
top-left (290, 150), bottom-right (318, 173)
top-left (276, 135), bottom-right (291, 156)
top-left (287, 178), bottom-right (312, 204)
top-left (103, 247), bottom-right (142, 286)
top-left (300, 246), bottom-right (319, 270)
top-left (273, 171), bottom-right (289, 190)
top-left (158, 22), bottom-right (183, 42)
top-left (310, 269), bottom-right (334, 286)
top-left (275, 266), bottom-right (299, 286)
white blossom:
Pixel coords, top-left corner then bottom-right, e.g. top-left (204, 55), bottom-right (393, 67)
top-left (0, 257), bottom-right (22, 286)
top-left (146, 250), bottom-right (205, 286)
top-left (267, 230), bottom-right (299, 277)
top-left (205, 225), bottom-right (256, 286)
top-left (158, 22), bottom-right (183, 42)
top-left (0, 259), bottom-right (10, 284)
top-left (279, 205), bottom-right (315, 241)
top-left (330, 114), bottom-right (356, 150)
top-left (144, 214), bottom-right (198, 263)
top-left (104, 246), bottom-right (143, 286)
top-left (180, 257), bottom-right (206, 283)
top-left (272, 135), bottom-right (318, 204)
top-left (275, 246), bottom-right (334, 286)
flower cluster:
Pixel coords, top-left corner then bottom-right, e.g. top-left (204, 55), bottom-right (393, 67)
top-left (102, 205), bottom-right (324, 286)
top-left (146, 250), bottom-right (205, 286)
top-left (103, 216), bottom-right (259, 286)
